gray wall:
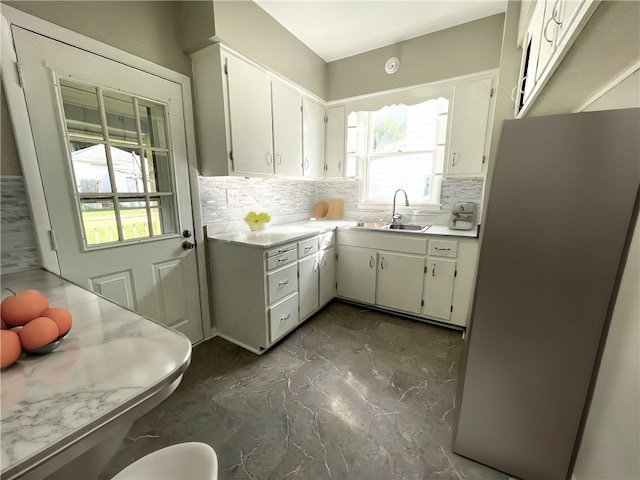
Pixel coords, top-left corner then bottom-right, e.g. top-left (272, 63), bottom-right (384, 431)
top-left (213, 0), bottom-right (327, 99)
top-left (3, 1), bottom-right (192, 77)
top-left (327, 14), bottom-right (504, 101)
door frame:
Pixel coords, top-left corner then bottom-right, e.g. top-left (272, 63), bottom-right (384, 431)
top-left (1, 5), bottom-right (211, 340)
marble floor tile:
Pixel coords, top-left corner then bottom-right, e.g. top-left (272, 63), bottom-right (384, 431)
top-left (100, 302), bottom-right (510, 480)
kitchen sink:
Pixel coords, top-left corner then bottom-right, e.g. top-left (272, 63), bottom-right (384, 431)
top-left (385, 224), bottom-right (431, 232)
top-left (354, 221), bottom-right (430, 233)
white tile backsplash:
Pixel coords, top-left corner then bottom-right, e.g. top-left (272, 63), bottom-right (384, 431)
top-left (200, 175), bottom-right (484, 233)
top-left (1, 176), bottom-right (41, 273)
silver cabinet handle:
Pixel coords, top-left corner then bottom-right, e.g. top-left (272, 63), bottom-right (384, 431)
top-left (324, 240), bottom-right (330, 246)
top-left (511, 85), bottom-right (518, 101)
top-left (266, 152), bottom-right (273, 165)
top-left (278, 257), bottom-right (289, 263)
top-left (435, 247), bottom-right (451, 251)
top-left (380, 257), bottom-right (385, 270)
top-left (551, 0), bottom-right (562, 24)
top-left (304, 246), bottom-right (313, 251)
top-left (369, 256), bottom-right (374, 268)
top-left (543, 16), bottom-right (555, 44)
top-left (304, 158), bottom-right (310, 169)
top-left (313, 260), bottom-right (319, 272)
top-left (280, 313), bottom-right (291, 322)
top-left (452, 152), bottom-right (457, 166)
top-left (278, 279), bottom-right (289, 286)
top-left (321, 256), bottom-right (327, 269)
top-left (276, 153), bottom-right (282, 166)
top-left (432, 264), bottom-right (436, 276)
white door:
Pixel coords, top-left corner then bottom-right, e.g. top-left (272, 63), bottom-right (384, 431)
top-left (423, 258), bottom-right (456, 321)
top-left (319, 247), bottom-right (336, 307)
top-left (375, 252), bottom-right (425, 314)
top-left (12, 26), bottom-right (205, 343)
top-left (298, 255), bottom-right (319, 320)
top-left (336, 246), bottom-right (376, 304)
top-left (302, 97), bottom-right (326, 179)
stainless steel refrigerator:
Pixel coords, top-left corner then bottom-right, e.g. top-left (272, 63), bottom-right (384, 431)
top-left (453, 108), bottom-right (640, 479)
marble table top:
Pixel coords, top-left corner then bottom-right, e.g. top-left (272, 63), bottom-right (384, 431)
top-left (0, 269), bottom-right (192, 479)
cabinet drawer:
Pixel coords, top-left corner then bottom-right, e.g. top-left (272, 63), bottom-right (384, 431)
top-left (428, 240), bottom-right (458, 258)
top-left (319, 230), bottom-right (335, 250)
top-left (267, 263), bottom-right (298, 304)
top-left (298, 237), bottom-right (319, 258)
top-left (267, 243), bottom-right (296, 258)
top-left (267, 249), bottom-right (296, 270)
top-left (269, 293), bottom-right (299, 342)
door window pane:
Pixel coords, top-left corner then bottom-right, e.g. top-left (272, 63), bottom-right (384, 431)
top-left (103, 90), bottom-right (138, 144)
top-left (138, 100), bottom-right (168, 149)
top-left (119, 199), bottom-right (151, 240)
top-left (150, 196), bottom-right (176, 235)
top-left (60, 80), bottom-right (103, 140)
top-left (110, 146), bottom-right (145, 193)
top-left (70, 142), bottom-right (112, 193)
top-left (80, 199), bottom-right (119, 245)
top-left (144, 150), bottom-right (172, 193)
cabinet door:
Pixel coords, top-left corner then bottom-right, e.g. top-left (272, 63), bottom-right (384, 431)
top-left (298, 254), bottom-right (319, 321)
top-left (336, 246), bottom-right (376, 304)
top-left (423, 258), bottom-right (456, 321)
top-left (325, 105), bottom-right (345, 178)
top-left (536, 0), bottom-right (559, 82)
top-left (556, 0), bottom-right (586, 46)
top-left (302, 97), bottom-right (326, 179)
top-left (319, 246), bottom-right (336, 307)
top-left (375, 252), bottom-right (425, 314)
top-left (225, 53), bottom-right (274, 175)
top-left (446, 77), bottom-right (493, 176)
top-left (272, 81), bottom-right (303, 176)
top-left (521, 2), bottom-right (546, 106)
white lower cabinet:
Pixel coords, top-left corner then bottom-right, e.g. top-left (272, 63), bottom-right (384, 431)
top-left (336, 229), bottom-right (478, 328)
top-left (269, 293), bottom-right (299, 343)
top-left (336, 246), bottom-right (377, 304)
top-left (319, 246), bottom-right (336, 307)
top-left (423, 258), bottom-right (456, 320)
top-left (298, 254), bottom-right (319, 320)
top-left (376, 252), bottom-right (425, 315)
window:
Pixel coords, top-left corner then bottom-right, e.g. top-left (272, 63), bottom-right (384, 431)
top-left (59, 79), bottom-right (178, 247)
top-left (348, 97), bottom-right (449, 206)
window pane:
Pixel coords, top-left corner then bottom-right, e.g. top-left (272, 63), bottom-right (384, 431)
top-left (144, 150), bottom-right (173, 193)
top-left (372, 100), bottom-right (438, 154)
top-left (138, 100), bottom-right (168, 149)
top-left (80, 199), bottom-right (119, 245)
top-left (110, 146), bottom-right (145, 193)
top-left (70, 142), bottom-right (112, 193)
top-left (368, 153), bottom-right (433, 202)
top-left (60, 80), bottom-right (103, 140)
top-left (150, 196), bottom-right (176, 236)
top-left (119, 199), bottom-right (151, 240)
top-left (103, 90), bottom-right (138, 144)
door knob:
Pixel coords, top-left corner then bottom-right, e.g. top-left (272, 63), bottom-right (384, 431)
top-left (182, 229), bottom-right (192, 238)
top-left (182, 240), bottom-right (195, 250)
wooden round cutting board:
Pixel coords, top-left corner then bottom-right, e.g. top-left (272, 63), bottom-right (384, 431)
top-left (325, 198), bottom-right (344, 220)
top-left (311, 201), bottom-right (329, 219)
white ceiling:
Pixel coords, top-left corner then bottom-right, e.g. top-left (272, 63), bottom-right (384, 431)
top-left (254, 0), bottom-right (507, 62)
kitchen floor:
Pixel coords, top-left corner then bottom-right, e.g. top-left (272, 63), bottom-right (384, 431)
top-left (100, 302), bottom-right (509, 480)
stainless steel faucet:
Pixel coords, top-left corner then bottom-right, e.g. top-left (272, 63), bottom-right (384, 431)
top-left (392, 189), bottom-right (409, 223)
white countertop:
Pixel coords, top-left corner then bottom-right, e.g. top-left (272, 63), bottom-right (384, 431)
top-left (207, 220), bottom-right (478, 248)
top-left (0, 269), bottom-right (192, 479)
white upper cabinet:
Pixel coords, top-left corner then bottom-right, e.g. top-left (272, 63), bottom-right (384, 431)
top-left (225, 53), bottom-right (275, 175)
top-left (325, 105), bottom-right (346, 178)
top-left (272, 81), bottom-right (303, 176)
top-left (445, 77), bottom-right (494, 177)
top-left (515, 0), bottom-right (598, 117)
top-left (302, 97), bottom-right (326, 179)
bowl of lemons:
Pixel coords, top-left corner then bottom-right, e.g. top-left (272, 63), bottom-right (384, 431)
top-left (244, 211), bottom-right (271, 231)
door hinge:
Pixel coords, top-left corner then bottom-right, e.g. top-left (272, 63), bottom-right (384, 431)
top-left (482, 155), bottom-right (486, 164)
top-left (224, 61), bottom-right (228, 75)
top-left (451, 305), bottom-right (454, 312)
top-left (48, 229), bottom-right (58, 251)
top-left (324, 114), bottom-right (328, 124)
top-left (16, 62), bottom-right (25, 89)
top-left (490, 87), bottom-right (494, 97)
top-left (454, 270), bottom-right (457, 277)
top-left (421, 300), bottom-right (424, 306)
top-left (335, 252), bottom-right (338, 260)
top-left (229, 150), bottom-right (234, 162)
top-left (424, 265), bottom-right (427, 273)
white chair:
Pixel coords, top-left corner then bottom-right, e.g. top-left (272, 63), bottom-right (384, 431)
top-left (111, 442), bottom-right (218, 480)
